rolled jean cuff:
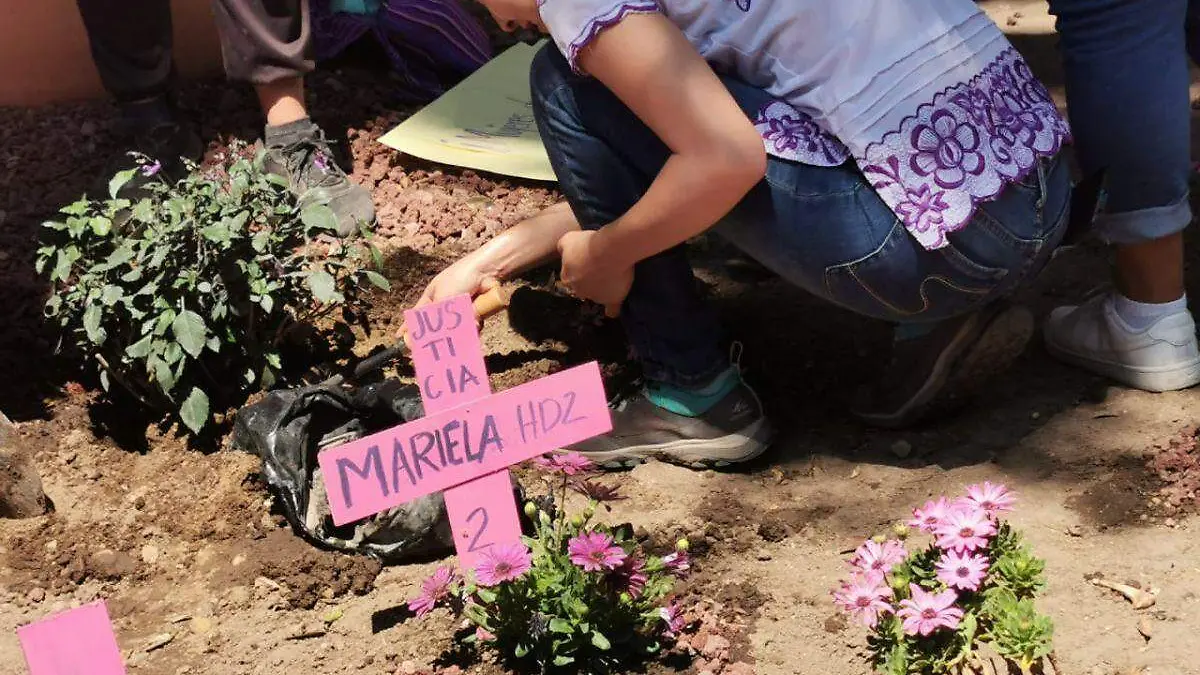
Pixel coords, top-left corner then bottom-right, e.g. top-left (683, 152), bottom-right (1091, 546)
top-left (1093, 193), bottom-right (1192, 244)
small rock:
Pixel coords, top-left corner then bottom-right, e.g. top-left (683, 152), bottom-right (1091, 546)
top-left (86, 468), bottom-right (102, 481)
top-left (167, 614), bottom-right (191, 624)
top-left (45, 540), bottom-right (57, 553)
top-left (890, 440), bottom-right (913, 458)
top-left (287, 622), bottom-right (327, 640)
top-left (725, 663), bottom-right (756, 675)
top-left (1065, 525), bottom-right (1084, 537)
top-left (756, 552), bottom-right (772, 561)
top-left (26, 588), bottom-right (45, 603)
top-left (231, 554), bottom-right (247, 567)
top-left (225, 586), bottom-right (251, 607)
top-left (1165, 518), bottom-right (1177, 528)
top-left (145, 633), bottom-right (173, 652)
top-left (701, 634), bottom-right (731, 658)
top-left (254, 577), bottom-right (281, 591)
top-left (190, 617), bottom-right (213, 634)
top-left (1137, 617), bottom-right (1154, 640)
top-left (90, 550), bottom-right (137, 579)
top-left (399, 660), bottom-right (417, 674)
top-left (141, 545), bottom-right (161, 565)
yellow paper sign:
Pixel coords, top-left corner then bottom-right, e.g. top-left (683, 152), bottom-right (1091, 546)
top-left (378, 40), bottom-right (556, 182)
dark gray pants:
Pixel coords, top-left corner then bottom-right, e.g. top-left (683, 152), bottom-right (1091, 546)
top-left (75, 0), bottom-right (314, 104)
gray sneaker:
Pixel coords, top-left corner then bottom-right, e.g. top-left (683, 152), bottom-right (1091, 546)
top-left (569, 377), bottom-right (773, 470)
top-left (262, 119), bottom-right (376, 237)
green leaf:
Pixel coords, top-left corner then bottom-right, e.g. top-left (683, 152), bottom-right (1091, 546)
top-left (552, 656), bottom-right (575, 666)
top-left (513, 644), bottom-right (529, 658)
top-left (60, 200), bottom-right (89, 217)
top-left (121, 268), bottom-right (143, 283)
top-left (197, 281), bottom-right (212, 293)
top-left (369, 244), bottom-right (384, 270)
top-left (259, 294), bottom-right (274, 314)
top-left (590, 630), bottom-right (611, 651)
top-left (265, 352), bottom-right (282, 370)
top-left (364, 271), bottom-right (391, 291)
top-left (301, 204), bottom-right (338, 233)
top-left (51, 250), bottom-right (72, 283)
top-left (150, 356), bottom-right (176, 392)
top-left (260, 365), bottom-right (276, 389)
top-left (90, 216), bottom-right (113, 236)
top-left (251, 230), bottom-right (271, 253)
top-left (163, 342), bottom-right (184, 365)
top-left (172, 310), bottom-right (208, 358)
top-left (97, 244), bottom-right (135, 271)
top-left (108, 168), bottom-right (138, 200)
top-left (475, 588), bottom-right (497, 604)
top-left (101, 285), bottom-right (124, 306)
top-left (549, 618), bottom-right (573, 635)
top-left (308, 270), bottom-right (338, 304)
top-left (179, 387), bottom-right (210, 433)
top-left (82, 304), bottom-right (106, 344)
top-left (132, 198), bottom-right (155, 223)
top-left (154, 310), bottom-right (176, 336)
top-left (126, 335), bottom-right (154, 359)
top-left (206, 335), bottom-right (221, 353)
top-left (200, 222), bottom-right (231, 244)
top-left (99, 369), bottom-right (110, 392)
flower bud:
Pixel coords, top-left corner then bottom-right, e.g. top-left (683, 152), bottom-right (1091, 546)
top-left (539, 511), bottom-right (552, 526)
top-left (619, 592), bottom-right (632, 604)
top-left (871, 534), bottom-right (888, 545)
top-left (524, 502), bottom-right (538, 518)
top-left (676, 538), bottom-right (690, 552)
top-left (569, 514), bottom-right (585, 528)
top-left (892, 523), bottom-right (910, 540)
top-left (890, 575), bottom-right (907, 593)
top-left (583, 502), bottom-right (597, 520)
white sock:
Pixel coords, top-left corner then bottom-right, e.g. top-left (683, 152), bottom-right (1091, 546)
top-left (1110, 292), bottom-right (1188, 331)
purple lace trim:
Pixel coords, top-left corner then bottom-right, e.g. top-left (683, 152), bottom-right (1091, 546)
top-left (753, 101), bottom-right (849, 167)
top-left (860, 48), bottom-right (1071, 249)
top-left (565, 1), bottom-right (660, 72)
top-left (751, 48), bottom-right (1069, 250)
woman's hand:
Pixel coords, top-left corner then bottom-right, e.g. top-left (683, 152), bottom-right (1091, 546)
top-left (557, 230), bottom-right (634, 317)
top-left (416, 258), bottom-right (499, 309)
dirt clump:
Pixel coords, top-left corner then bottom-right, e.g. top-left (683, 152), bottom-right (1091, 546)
top-left (234, 530), bottom-right (383, 610)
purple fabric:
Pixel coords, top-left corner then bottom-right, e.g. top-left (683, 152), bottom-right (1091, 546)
top-left (312, 0), bottom-right (492, 100)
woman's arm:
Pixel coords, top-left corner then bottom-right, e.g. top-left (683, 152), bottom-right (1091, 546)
top-left (415, 202), bottom-right (578, 306)
top-left (575, 13), bottom-right (767, 270)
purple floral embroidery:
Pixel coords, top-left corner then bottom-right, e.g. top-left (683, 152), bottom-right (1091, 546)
top-left (854, 47), bottom-right (1071, 250)
top-left (753, 101), bottom-right (848, 166)
top-left (895, 185), bottom-right (951, 234)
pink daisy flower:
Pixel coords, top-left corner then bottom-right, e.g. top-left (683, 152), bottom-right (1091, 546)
top-left (660, 601), bottom-right (686, 637)
top-left (662, 550), bottom-right (691, 578)
top-left (407, 566), bottom-right (457, 617)
top-left (935, 550), bottom-right (990, 592)
top-left (909, 497), bottom-right (954, 533)
top-left (567, 531), bottom-right (627, 572)
top-left (851, 539), bottom-right (908, 576)
top-left (608, 555), bottom-right (648, 598)
top-left (832, 573), bottom-right (893, 629)
top-left (533, 451), bottom-right (596, 476)
top-left (964, 482), bottom-right (1017, 516)
top-left (897, 584), bottom-right (963, 636)
top-left (934, 505), bottom-right (997, 552)
top-left (474, 543), bottom-right (532, 587)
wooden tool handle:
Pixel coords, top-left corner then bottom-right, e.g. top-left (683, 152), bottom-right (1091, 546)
top-left (348, 286), bottom-right (512, 381)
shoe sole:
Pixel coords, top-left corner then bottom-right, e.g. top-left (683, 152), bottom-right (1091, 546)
top-left (1044, 336), bottom-right (1200, 393)
top-left (582, 417), bottom-right (775, 471)
top-left (854, 304), bottom-right (1035, 429)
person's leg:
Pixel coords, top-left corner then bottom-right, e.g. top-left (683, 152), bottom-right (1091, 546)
top-left (1045, 0), bottom-right (1200, 391)
top-left (530, 44), bottom-right (770, 469)
top-left (212, 0), bottom-right (375, 236)
top-left (75, 0), bottom-right (203, 176)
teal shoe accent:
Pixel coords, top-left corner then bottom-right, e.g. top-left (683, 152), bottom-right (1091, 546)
top-left (646, 367), bottom-right (739, 417)
top-left (329, 0), bottom-right (380, 16)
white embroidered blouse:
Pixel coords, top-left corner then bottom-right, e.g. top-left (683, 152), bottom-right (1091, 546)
top-left (536, 0), bottom-right (1072, 250)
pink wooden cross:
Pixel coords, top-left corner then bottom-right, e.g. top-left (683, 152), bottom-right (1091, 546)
top-left (18, 601), bottom-right (126, 675)
top-left (318, 294), bottom-right (612, 570)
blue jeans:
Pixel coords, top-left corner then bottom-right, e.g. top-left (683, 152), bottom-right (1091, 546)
top-left (530, 44), bottom-right (1071, 388)
top-left (1049, 0), bottom-right (1194, 244)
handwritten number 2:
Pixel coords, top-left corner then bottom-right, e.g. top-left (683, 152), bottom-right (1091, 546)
top-left (466, 507), bottom-right (489, 552)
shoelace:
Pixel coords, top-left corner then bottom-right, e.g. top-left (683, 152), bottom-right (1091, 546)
top-left (279, 130), bottom-right (345, 190)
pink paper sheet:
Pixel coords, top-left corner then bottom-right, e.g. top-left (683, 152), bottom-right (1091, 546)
top-left (18, 601), bottom-right (126, 675)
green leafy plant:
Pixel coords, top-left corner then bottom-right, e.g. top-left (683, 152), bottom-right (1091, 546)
top-left (833, 483), bottom-right (1057, 674)
top-left (408, 451), bottom-right (690, 673)
top-left (35, 147), bottom-right (388, 434)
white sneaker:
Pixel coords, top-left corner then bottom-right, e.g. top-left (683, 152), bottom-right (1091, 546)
top-left (1044, 293), bottom-right (1200, 392)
